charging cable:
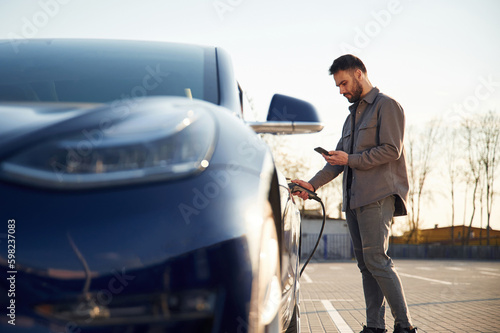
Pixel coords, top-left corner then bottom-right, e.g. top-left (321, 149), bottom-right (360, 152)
top-left (288, 183), bottom-right (326, 277)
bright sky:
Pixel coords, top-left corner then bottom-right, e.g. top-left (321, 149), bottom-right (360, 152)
top-left (2, 0), bottom-right (500, 230)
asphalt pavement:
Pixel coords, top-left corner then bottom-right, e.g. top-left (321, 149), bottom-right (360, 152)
top-left (298, 260), bottom-right (500, 333)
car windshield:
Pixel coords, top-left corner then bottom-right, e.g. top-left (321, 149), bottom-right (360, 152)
top-left (0, 39), bottom-right (218, 104)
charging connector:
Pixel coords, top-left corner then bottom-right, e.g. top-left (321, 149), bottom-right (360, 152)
top-left (288, 183), bottom-right (321, 202)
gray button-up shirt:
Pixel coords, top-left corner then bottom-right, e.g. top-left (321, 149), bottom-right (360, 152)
top-left (309, 87), bottom-right (409, 216)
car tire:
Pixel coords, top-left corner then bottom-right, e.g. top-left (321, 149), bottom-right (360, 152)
top-left (285, 304), bottom-right (300, 333)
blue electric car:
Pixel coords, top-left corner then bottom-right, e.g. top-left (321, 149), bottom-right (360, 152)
top-left (0, 39), bottom-right (323, 332)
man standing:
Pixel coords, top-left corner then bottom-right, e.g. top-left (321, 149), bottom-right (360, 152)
top-left (293, 55), bottom-right (417, 333)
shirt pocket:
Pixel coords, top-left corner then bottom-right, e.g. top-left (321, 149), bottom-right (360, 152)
top-left (356, 117), bottom-right (378, 151)
top-left (342, 129), bottom-right (352, 152)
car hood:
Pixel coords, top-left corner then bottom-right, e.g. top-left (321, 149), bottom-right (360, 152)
top-left (0, 102), bottom-right (99, 155)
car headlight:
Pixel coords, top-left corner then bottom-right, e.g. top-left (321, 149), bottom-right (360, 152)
top-left (0, 99), bottom-right (217, 189)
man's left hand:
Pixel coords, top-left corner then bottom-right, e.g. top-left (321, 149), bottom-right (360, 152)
top-left (323, 151), bottom-right (348, 166)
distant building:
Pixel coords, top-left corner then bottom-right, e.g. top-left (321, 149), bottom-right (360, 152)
top-left (391, 225), bottom-right (500, 245)
top-left (300, 210), bottom-right (352, 260)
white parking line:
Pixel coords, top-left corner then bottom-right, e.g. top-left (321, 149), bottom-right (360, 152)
top-left (321, 300), bottom-right (354, 333)
top-left (445, 267), bottom-right (465, 271)
top-left (301, 272), bottom-right (313, 283)
top-left (399, 272), bottom-right (453, 285)
top-left (302, 299), bottom-right (354, 302)
top-left (416, 266), bottom-right (434, 271)
top-left (478, 267), bottom-right (499, 272)
top-left (480, 271), bottom-right (500, 277)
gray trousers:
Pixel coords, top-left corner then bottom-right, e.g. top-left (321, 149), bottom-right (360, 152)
top-left (346, 195), bottom-right (412, 329)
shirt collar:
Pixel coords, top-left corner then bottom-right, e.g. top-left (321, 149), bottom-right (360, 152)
top-left (349, 87), bottom-right (379, 112)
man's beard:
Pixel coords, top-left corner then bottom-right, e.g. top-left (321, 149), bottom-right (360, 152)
top-left (346, 79), bottom-right (363, 103)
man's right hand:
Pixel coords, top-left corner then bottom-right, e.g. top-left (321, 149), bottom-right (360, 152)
top-left (291, 179), bottom-right (315, 200)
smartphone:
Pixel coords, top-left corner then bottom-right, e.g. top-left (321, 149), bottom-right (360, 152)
top-left (314, 147), bottom-right (330, 155)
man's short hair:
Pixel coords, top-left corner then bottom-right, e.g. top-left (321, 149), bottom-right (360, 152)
top-left (329, 54), bottom-right (367, 75)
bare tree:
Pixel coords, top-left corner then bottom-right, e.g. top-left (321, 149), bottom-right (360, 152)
top-left (462, 117), bottom-right (483, 245)
top-left (262, 134), bottom-right (345, 218)
top-left (268, 135), bottom-right (306, 214)
top-left (316, 176), bottom-right (343, 218)
top-left (444, 127), bottom-right (463, 245)
top-left (461, 111), bottom-right (500, 245)
top-left (405, 119), bottom-right (441, 243)
top-left (477, 110), bottom-right (500, 245)
top-left (405, 127), bottom-right (418, 243)
top-left (262, 134), bottom-right (307, 180)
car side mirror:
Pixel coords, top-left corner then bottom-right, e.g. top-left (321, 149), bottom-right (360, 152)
top-left (248, 94), bottom-right (324, 134)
